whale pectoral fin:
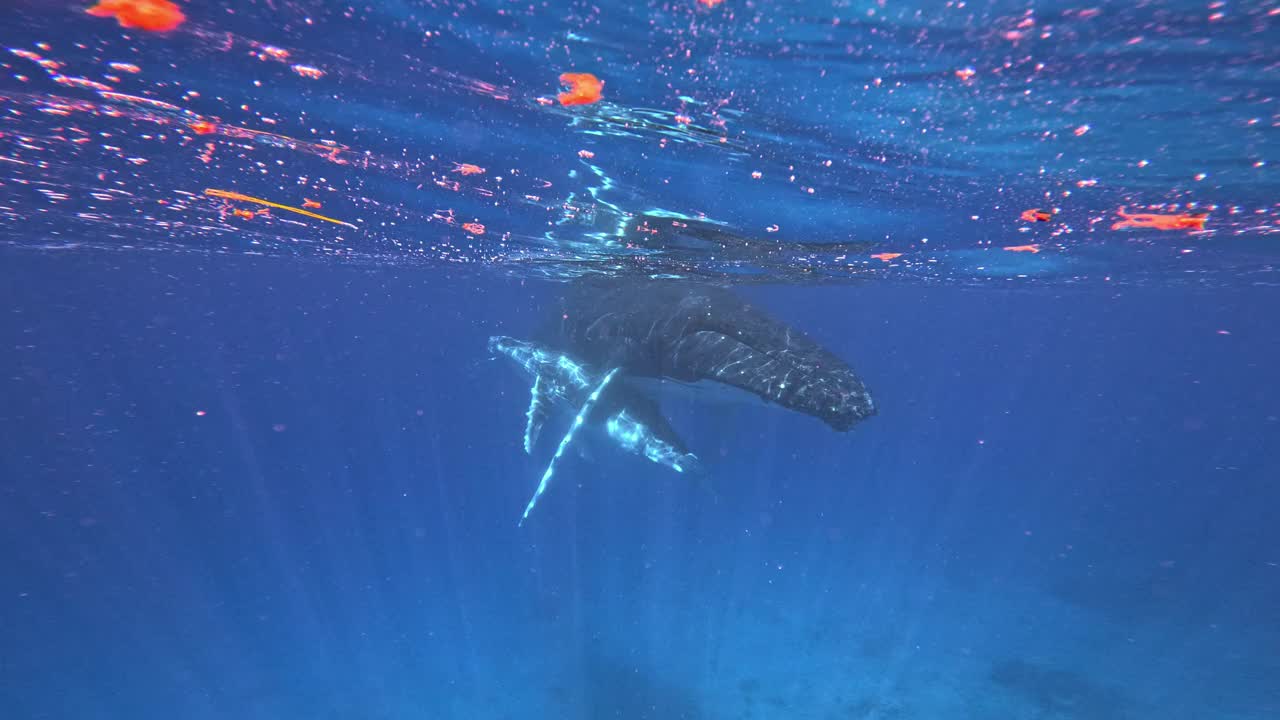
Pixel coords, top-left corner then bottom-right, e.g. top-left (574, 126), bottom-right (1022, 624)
top-left (520, 368), bottom-right (621, 526)
top-left (603, 407), bottom-right (700, 475)
top-left (524, 375), bottom-right (548, 454)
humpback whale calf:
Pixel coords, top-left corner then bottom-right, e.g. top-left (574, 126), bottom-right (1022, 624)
top-left (490, 280), bottom-right (875, 523)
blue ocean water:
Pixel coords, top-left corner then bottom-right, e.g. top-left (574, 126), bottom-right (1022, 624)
top-left (2, 1), bottom-right (1279, 719)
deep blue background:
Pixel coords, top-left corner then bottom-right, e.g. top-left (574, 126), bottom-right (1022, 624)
top-left (3, 0), bottom-right (1279, 716)
top-left (2, 251), bottom-right (1277, 718)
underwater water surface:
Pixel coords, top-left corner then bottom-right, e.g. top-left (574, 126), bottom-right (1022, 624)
top-left (2, 1), bottom-right (1278, 719)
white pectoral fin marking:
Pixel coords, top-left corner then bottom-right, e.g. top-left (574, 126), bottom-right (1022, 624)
top-left (604, 409), bottom-right (697, 474)
top-left (524, 375), bottom-right (546, 454)
top-left (519, 368), bottom-right (620, 527)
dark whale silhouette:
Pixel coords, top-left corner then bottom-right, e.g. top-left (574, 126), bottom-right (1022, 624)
top-left (544, 280), bottom-right (876, 431)
top-left (490, 280), bottom-right (875, 522)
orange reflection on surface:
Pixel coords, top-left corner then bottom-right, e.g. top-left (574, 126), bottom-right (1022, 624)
top-left (462, 222), bottom-right (486, 235)
top-left (292, 64), bottom-right (325, 80)
top-left (205, 188), bottom-right (357, 229)
top-left (189, 120), bottom-right (217, 135)
top-left (870, 253), bottom-right (902, 262)
top-left (453, 163), bottom-right (485, 176)
top-left (558, 73), bottom-right (603, 106)
top-left (86, 0), bottom-right (186, 33)
top-left (258, 45), bottom-right (290, 62)
top-left (53, 75), bottom-right (113, 92)
top-left (1111, 206), bottom-right (1208, 231)
top-left (302, 199), bottom-right (322, 209)
top-left (1020, 208), bottom-right (1051, 222)
top-left (698, 0), bottom-right (724, 7)
top-left (1003, 244), bottom-right (1041, 253)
